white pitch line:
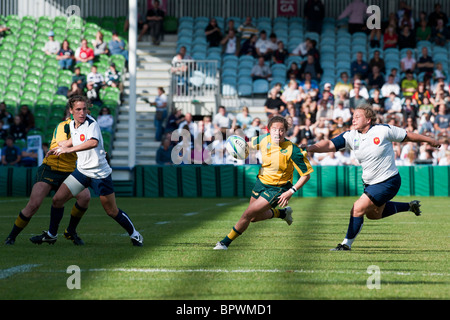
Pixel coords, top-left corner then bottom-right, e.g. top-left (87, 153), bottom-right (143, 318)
top-left (72, 268), bottom-right (450, 278)
top-left (0, 264), bottom-right (41, 279)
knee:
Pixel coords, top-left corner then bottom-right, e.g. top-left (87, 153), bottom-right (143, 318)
top-left (351, 204), bottom-right (365, 217)
top-left (26, 201), bottom-right (41, 216)
top-left (52, 196), bottom-right (64, 208)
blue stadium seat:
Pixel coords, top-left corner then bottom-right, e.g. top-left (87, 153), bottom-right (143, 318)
top-left (253, 79), bottom-right (269, 94)
top-left (238, 83), bottom-right (252, 96)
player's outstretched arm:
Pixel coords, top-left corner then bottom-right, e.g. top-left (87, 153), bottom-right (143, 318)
top-left (403, 132), bottom-right (441, 148)
top-left (302, 140), bottom-right (337, 153)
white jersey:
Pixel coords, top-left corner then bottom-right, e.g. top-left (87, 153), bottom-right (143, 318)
top-left (331, 124), bottom-right (407, 185)
top-left (70, 114), bottom-right (112, 179)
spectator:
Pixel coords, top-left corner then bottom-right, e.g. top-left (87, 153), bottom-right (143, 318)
top-left (290, 38), bottom-right (311, 58)
top-left (402, 97), bottom-right (417, 120)
top-left (428, 3), bottom-right (448, 28)
top-left (75, 39), bottom-right (95, 65)
top-left (350, 51), bottom-right (369, 81)
top-left (236, 106), bottom-right (253, 130)
top-left (221, 29), bottom-right (239, 56)
top-left (251, 56), bottom-right (272, 80)
top-left (213, 106), bottom-right (236, 133)
top-left (18, 105), bottom-right (35, 134)
top-left (418, 112), bottom-right (434, 135)
top-left (178, 113), bottom-right (198, 137)
top-left (86, 65), bottom-right (105, 91)
top-left (367, 65), bottom-right (384, 90)
top-left (334, 89), bottom-right (350, 109)
top-left (400, 49), bottom-right (416, 73)
top-left (72, 67), bottom-right (87, 91)
top-left (67, 82), bottom-right (84, 98)
top-left (56, 40), bottom-right (75, 70)
top-left (438, 150), bottom-right (450, 166)
top-left (417, 47), bottom-right (434, 76)
top-left (334, 72), bottom-right (353, 99)
top-left (264, 88), bottom-right (286, 118)
top-left (286, 62), bottom-right (301, 80)
top-left (398, 25), bottom-right (416, 50)
top-left (239, 34), bottom-right (257, 57)
top-left (349, 86), bottom-right (367, 110)
top-left (237, 16), bottom-right (258, 40)
top-left (349, 78), bottom-right (369, 99)
top-left (383, 24), bottom-right (398, 50)
top-left (0, 120), bottom-right (8, 140)
top-left (245, 117), bottom-right (263, 139)
top-left (317, 92), bottom-right (334, 121)
top-left (150, 87), bottom-right (168, 142)
top-left (109, 31), bottom-right (129, 63)
top-left (281, 80), bottom-right (301, 105)
top-left (369, 88), bottom-right (384, 114)
top-left (313, 117), bottom-right (330, 140)
top-left (105, 63), bottom-right (122, 89)
top-left (92, 31), bottom-right (108, 56)
top-left (9, 116), bottom-right (27, 141)
top-left (304, 0), bottom-right (325, 34)
top-left (138, 0), bottom-right (165, 44)
top-left (224, 19), bottom-right (237, 35)
top-left (43, 30), bottom-right (60, 55)
top-left (337, 0), bottom-right (368, 34)
top-left (431, 18), bottom-right (450, 47)
top-left (384, 92), bottom-right (404, 124)
top-left (165, 108), bottom-right (185, 134)
top-left (416, 19), bottom-right (431, 42)
top-left (202, 116), bottom-right (215, 142)
top-left (381, 74), bottom-right (401, 98)
top-left (368, 49), bottom-right (385, 74)
top-left (300, 73), bottom-right (320, 98)
top-left (418, 96), bottom-right (434, 118)
top-left (255, 30), bottom-right (275, 61)
top-left (299, 54), bottom-right (323, 82)
top-left (0, 102), bottom-right (13, 131)
top-left (97, 107), bottom-right (114, 133)
top-left (205, 18), bottom-right (223, 47)
top-left (401, 70), bottom-right (418, 97)
top-left (156, 138), bottom-right (173, 165)
top-left (398, 10), bottom-right (414, 30)
top-left (434, 103), bottom-right (450, 136)
top-left (272, 40), bottom-right (288, 64)
top-left (1, 136), bottom-right (21, 166)
top-left (297, 117), bottom-right (315, 144)
top-left (436, 139), bottom-right (449, 163)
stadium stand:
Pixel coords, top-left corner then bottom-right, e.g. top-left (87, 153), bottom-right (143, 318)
top-left (0, 14), bottom-right (128, 163)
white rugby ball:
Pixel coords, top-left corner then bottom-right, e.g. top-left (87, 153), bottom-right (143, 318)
top-left (226, 135), bottom-right (249, 160)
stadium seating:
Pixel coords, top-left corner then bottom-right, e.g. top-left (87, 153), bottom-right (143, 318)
top-left (0, 13), bottom-right (127, 154)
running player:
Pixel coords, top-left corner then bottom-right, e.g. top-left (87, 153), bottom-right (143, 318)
top-left (214, 116), bottom-right (313, 250)
top-left (5, 113), bottom-right (90, 245)
top-left (31, 95), bottom-right (143, 246)
top-left (302, 104), bottom-right (441, 251)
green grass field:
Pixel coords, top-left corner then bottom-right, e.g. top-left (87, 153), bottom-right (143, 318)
top-left (0, 196), bottom-right (449, 300)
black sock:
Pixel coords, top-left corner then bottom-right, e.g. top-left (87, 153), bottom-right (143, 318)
top-left (48, 206), bottom-right (65, 237)
top-left (8, 212), bottom-right (31, 240)
top-left (113, 209), bottom-right (135, 235)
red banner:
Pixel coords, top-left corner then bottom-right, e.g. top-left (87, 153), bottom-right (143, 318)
top-left (277, 0), bottom-right (298, 17)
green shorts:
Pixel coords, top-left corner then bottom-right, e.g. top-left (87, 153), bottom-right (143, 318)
top-left (36, 164), bottom-right (72, 191)
top-left (251, 178), bottom-right (293, 208)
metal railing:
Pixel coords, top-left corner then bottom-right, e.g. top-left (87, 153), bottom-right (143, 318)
top-left (170, 59), bottom-right (220, 100)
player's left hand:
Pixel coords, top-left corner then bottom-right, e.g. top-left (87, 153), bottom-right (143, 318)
top-left (278, 191), bottom-right (292, 208)
top-left (48, 146), bottom-right (67, 157)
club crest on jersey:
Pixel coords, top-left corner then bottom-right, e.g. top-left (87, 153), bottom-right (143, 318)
top-left (80, 134), bottom-right (86, 142)
top-left (374, 137), bottom-right (380, 145)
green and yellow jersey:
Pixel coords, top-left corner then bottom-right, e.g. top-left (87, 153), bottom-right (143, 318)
top-left (251, 133), bottom-right (313, 186)
top-left (42, 118), bottom-right (77, 172)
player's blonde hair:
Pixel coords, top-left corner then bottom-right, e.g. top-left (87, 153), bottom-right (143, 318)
top-left (356, 103), bottom-right (377, 125)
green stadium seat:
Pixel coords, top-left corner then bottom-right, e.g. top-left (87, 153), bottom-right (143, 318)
top-left (30, 50), bottom-right (46, 60)
top-left (6, 83), bottom-right (21, 94)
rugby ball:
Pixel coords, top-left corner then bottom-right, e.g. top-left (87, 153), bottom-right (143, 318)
top-left (226, 135), bottom-right (249, 160)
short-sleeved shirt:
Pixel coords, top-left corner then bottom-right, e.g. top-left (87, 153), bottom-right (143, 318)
top-left (70, 115), bottom-right (111, 179)
top-left (331, 124), bottom-right (407, 185)
top-left (43, 118), bottom-right (77, 172)
top-left (251, 133), bottom-right (313, 186)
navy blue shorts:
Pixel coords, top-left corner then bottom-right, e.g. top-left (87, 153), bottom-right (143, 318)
top-left (364, 173), bottom-right (401, 207)
top-left (71, 169), bottom-right (115, 196)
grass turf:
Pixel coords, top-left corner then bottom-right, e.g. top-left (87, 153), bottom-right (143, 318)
top-left (0, 196), bottom-right (449, 300)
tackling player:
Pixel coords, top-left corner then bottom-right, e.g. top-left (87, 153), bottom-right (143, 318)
top-left (303, 104), bottom-right (441, 251)
top-left (214, 116), bottom-right (313, 250)
top-left (5, 113), bottom-right (91, 245)
top-left (35, 95), bottom-right (143, 246)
